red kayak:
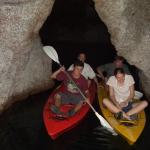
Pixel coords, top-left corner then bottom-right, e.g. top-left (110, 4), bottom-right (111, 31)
top-left (43, 80), bottom-right (96, 140)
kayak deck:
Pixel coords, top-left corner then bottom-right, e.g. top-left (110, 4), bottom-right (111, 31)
top-left (43, 81), bottom-right (96, 140)
top-left (97, 85), bottom-right (146, 145)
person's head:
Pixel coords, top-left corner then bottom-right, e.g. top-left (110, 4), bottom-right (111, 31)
top-left (114, 56), bottom-right (125, 68)
top-left (73, 60), bottom-right (84, 77)
top-left (114, 68), bottom-right (125, 82)
top-left (77, 53), bottom-right (86, 62)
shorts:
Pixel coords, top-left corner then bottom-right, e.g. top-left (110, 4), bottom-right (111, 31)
top-left (122, 102), bottom-right (132, 113)
top-left (57, 92), bottom-right (84, 104)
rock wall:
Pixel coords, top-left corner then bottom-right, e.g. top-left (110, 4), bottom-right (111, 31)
top-left (0, 0), bottom-right (150, 112)
top-left (94, 0), bottom-right (150, 100)
top-left (0, 0), bottom-right (55, 111)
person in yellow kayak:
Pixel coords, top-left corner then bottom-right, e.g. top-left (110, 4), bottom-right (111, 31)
top-left (50, 60), bottom-right (90, 117)
top-left (102, 68), bottom-right (148, 121)
top-left (97, 55), bottom-right (143, 100)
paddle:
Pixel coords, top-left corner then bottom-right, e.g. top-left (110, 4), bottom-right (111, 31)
top-left (43, 45), bottom-right (117, 136)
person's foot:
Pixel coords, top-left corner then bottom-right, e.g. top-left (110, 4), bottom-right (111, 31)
top-left (66, 109), bottom-right (76, 117)
top-left (122, 112), bottom-right (131, 120)
top-left (114, 111), bottom-right (131, 120)
top-left (129, 114), bottom-right (138, 121)
top-left (114, 111), bottom-right (123, 120)
top-left (50, 105), bottom-right (62, 114)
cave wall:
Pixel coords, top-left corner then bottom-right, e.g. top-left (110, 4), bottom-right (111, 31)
top-left (94, 0), bottom-right (150, 100)
top-left (0, 0), bottom-right (150, 112)
top-left (0, 0), bottom-right (55, 112)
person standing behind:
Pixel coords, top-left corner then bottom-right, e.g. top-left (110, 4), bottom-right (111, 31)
top-left (50, 60), bottom-right (90, 117)
top-left (68, 52), bottom-right (98, 87)
top-left (96, 56), bottom-right (130, 81)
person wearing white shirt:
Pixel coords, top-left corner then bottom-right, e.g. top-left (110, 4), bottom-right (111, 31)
top-left (68, 52), bottom-right (98, 87)
top-left (103, 68), bottom-right (148, 120)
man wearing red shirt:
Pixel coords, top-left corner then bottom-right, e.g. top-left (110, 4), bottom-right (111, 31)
top-left (51, 60), bottom-right (89, 117)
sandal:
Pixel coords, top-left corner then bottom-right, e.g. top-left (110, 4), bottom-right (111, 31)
top-left (114, 111), bottom-right (123, 120)
top-left (129, 114), bottom-right (138, 121)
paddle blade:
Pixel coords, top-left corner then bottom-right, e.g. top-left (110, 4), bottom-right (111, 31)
top-left (43, 46), bottom-right (60, 64)
top-left (95, 112), bottom-right (118, 136)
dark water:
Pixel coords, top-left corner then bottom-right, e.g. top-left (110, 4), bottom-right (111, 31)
top-left (0, 88), bottom-right (149, 150)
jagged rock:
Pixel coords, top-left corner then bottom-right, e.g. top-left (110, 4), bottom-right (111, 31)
top-left (94, 0), bottom-right (150, 100)
top-left (0, 0), bottom-right (55, 112)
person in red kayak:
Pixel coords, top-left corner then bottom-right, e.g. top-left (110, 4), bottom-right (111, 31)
top-left (50, 60), bottom-right (90, 117)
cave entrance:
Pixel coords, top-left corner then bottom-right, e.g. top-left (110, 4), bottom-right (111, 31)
top-left (39, 0), bottom-right (141, 90)
top-left (39, 0), bottom-right (116, 70)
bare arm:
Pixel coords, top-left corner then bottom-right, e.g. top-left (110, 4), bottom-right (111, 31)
top-left (109, 86), bottom-right (121, 110)
top-left (126, 85), bottom-right (134, 102)
top-left (84, 90), bottom-right (90, 104)
top-left (85, 90), bottom-right (90, 98)
top-left (96, 67), bottom-right (105, 79)
top-left (51, 66), bottom-right (65, 79)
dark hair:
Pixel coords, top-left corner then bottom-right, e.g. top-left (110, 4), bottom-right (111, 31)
top-left (78, 52), bottom-right (86, 56)
top-left (77, 52), bottom-right (86, 59)
top-left (114, 56), bottom-right (125, 63)
top-left (73, 60), bottom-right (84, 67)
top-left (114, 68), bottom-right (125, 76)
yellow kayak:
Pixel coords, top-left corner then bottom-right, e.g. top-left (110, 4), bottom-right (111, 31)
top-left (97, 85), bottom-right (146, 145)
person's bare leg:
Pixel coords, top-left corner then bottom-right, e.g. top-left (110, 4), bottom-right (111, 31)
top-left (103, 98), bottom-right (121, 113)
top-left (50, 94), bottom-right (62, 114)
top-left (54, 94), bottom-right (61, 108)
top-left (103, 98), bottom-right (131, 120)
top-left (126, 100), bottom-right (148, 116)
top-left (73, 101), bottom-right (83, 113)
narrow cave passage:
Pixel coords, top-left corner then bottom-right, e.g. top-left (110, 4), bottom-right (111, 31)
top-left (39, 0), bottom-right (116, 70)
top-left (0, 1), bottom-right (149, 150)
top-left (40, 0), bottom-right (141, 90)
